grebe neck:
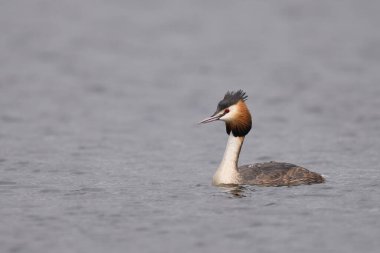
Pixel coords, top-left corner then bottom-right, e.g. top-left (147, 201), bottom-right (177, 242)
top-left (212, 134), bottom-right (245, 185)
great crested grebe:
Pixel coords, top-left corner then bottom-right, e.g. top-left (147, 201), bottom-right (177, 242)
top-left (200, 90), bottom-right (324, 186)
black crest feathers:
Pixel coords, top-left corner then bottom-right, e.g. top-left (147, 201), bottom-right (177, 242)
top-left (216, 90), bottom-right (248, 112)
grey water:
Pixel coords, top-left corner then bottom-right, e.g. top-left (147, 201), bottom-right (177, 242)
top-left (1, 0), bottom-right (380, 252)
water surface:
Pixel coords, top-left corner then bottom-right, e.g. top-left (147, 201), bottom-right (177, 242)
top-left (1, 1), bottom-right (380, 252)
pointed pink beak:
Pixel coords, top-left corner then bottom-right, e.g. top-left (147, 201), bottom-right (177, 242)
top-left (199, 114), bottom-right (221, 124)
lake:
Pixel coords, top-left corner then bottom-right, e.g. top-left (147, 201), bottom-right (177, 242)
top-left (1, 0), bottom-right (380, 252)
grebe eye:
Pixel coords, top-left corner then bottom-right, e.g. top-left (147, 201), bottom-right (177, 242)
top-left (224, 109), bottom-right (230, 113)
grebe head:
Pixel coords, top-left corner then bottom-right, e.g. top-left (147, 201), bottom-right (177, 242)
top-left (200, 90), bottom-right (252, 137)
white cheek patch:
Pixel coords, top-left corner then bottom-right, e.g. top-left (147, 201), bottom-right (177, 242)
top-left (220, 105), bottom-right (238, 122)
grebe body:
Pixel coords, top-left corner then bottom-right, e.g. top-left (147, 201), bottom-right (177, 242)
top-left (200, 90), bottom-right (324, 187)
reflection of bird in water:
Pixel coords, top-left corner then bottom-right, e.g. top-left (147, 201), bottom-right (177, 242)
top-left (200, 90), bottom-right (325, 187)
top-left (226, 185), bottom-right (250, 198)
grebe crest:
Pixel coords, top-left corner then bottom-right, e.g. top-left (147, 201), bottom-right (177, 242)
top-left (200, 90), bottom-right (325, 187)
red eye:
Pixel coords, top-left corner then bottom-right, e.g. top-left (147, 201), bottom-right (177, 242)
top-left (224, 109), bottom-right (230, 113)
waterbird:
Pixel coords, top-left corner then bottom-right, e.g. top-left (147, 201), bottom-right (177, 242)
top-left (200, 90), bottom-right (325, 186)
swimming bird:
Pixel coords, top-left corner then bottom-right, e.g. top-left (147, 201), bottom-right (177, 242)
top-left (200, 90), bottom-right (324, 186)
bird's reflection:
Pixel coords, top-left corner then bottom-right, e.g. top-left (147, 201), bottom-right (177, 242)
top-left (219, 184), bottom-right (255, 198)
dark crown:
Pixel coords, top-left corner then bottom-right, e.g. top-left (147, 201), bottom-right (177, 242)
top-left (216, 90), bottom-right (248, 112)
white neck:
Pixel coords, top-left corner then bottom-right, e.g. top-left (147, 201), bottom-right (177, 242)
top-left (212, 134), bottom-right (245, 185)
